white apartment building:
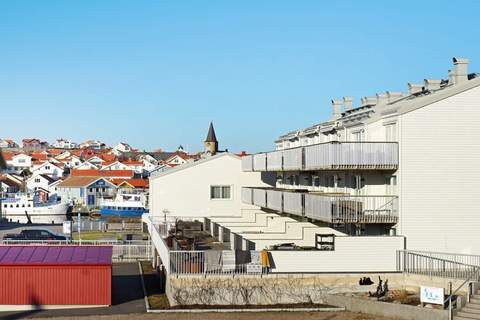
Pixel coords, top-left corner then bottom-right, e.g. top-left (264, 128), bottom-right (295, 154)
top-left (242, 57), bottom-right (480, 255)
top-left (52, 139), bottom-right (78, 149)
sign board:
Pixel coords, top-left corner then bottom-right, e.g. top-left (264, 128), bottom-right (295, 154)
top-left (63, 221), bottom-right (72, 237)
top-left (420, 286), bottom-right (444, 305)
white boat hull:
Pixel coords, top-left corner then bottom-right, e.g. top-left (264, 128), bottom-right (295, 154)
top-left (3, 203), bottom-right (69, 224)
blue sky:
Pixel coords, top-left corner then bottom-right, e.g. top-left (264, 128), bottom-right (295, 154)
top-left (1, 1), bottom-right (480, 153)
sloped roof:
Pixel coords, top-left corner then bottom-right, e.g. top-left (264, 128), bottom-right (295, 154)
top-left (0, 246), bottom-right (112, 265)
top-left (111, 178), bottom-right (149, 188)
top-left (150, 152), bottom-right (239, 179)
top-left (58, 176), bottom-right (100, 187)
top-left (71, 169), bottom-right (134, 178)
top-left (205, 122), bottom-right (218, 142)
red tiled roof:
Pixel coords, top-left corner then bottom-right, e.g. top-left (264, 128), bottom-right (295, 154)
top-left (110, 178), bottom-right (149, 188)
top-left (121, 160), bottom-right (143, 166)
top-left (71, 169), bottom-right (134, 178)
top-left (2, 152), bottom-right (13, 161)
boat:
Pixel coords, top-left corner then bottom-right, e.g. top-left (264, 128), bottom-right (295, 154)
top-left (1, 193), bottom-right (70, 224)
top-left (100, 192), bottom-right (148, 217)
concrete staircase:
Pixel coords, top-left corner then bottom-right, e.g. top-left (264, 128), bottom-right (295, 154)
top-left (456, 296), bottom-right (480, 319)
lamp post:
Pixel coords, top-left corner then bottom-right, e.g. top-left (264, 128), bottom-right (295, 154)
top-left (0, 149), bottom-right (6, 221)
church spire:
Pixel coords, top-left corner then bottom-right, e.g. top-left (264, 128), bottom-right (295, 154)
top-left (205, 122), bottom-right (218, 143)
top-left (204, 122), bottom-right (218, 155)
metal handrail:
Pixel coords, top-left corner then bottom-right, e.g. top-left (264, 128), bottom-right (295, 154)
top-left (445, 266), bottom-right (480, 320)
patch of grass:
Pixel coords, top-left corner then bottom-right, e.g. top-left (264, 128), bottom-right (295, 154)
top-left (72, 231), bottom-right (121, 240)
top-left (140, 261), bottom-right (170, 309)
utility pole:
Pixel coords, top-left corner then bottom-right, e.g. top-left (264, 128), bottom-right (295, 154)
top-left (0, 148), bottom-right (6, 221)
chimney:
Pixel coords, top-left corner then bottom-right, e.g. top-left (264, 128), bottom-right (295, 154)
top-left (453, 57), bottom-right (469, 84)
top-left (376, 93), bottom-right (388, 106)
top-left (448, 69), bottom-right (455, 85)
top-left (365, 96), bottom-right (377, 106)
top-left (343, 97), bottom-right (354, 111)
top-left (407, 83), bottom-right (423, 95)
top-left (361, 97), bottom-right (376, 106)
top-left (387, 91), bottom-right (404, 104)
top-left (331, 99), bottom-right (343, 119)
top-left (424, 79), bottom-right (442, 91)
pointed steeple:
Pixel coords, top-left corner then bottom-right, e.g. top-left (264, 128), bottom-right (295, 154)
top-left (205, 122), bottom-right (218, 143)
top-left (204, 122), bottom-right (219, 155)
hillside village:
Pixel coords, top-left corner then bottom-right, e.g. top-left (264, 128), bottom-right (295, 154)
top-left (0, 126), bottom-right (225, 214)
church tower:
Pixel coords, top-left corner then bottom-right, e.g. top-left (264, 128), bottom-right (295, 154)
top-left (204, 122), bottom-right (218, 155)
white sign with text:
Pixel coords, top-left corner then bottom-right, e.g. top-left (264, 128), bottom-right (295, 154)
top-left (420, 286), bottom-right (444, 305)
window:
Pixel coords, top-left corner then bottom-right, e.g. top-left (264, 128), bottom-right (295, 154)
top-left (316, 234), bottom-right (335, 251)
top-left (384, 122), bottom-right (397, 142)
top-left (352, 130), bottom-right (365, 142)
top-left (18, 159), bottom-right (26, 163)
top-left (210, 186), bottom-right (232, 199)
top-left (35, 178), bottom-right (40, 183)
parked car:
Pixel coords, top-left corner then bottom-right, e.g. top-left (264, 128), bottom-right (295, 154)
top-left (3, 229), bottom-right (67, 241)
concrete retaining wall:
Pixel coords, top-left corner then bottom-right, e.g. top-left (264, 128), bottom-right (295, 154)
top-left (325, 295), bottom-right (448, 320)
top-left (166, 273), bottom-right (405, 306)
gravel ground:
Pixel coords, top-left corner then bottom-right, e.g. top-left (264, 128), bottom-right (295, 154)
top-left (27, 311), bottom-right (399, 320)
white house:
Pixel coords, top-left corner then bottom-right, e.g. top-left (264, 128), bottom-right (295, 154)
top-left (76, 161), bottom-right (98, 170)
top-left (148, 152), bottom-right (274, 219)
top-left (79, 140), bottom-right (106, 150)
top-left (52, 139), bottom-right (78, 149)
top-left (141, 159), bottom-right (157, 172)
top-left (31, 161), bottom-right (64, 178)
top-left (242, 57), bottom-right (480, 255)
top-left (112, 142), bottom-right (132, 155)
top-left (6, 153), bottom-right (32, 173)
top-left (85, 156), bottom-right (104, 167)
top-left (0, 139), bottom-right (18, 149)
top-left (59, 155), bottom-right (82, 168)
top-left (101, 161), bottom-right (130, 171)
top-left (26, 174), bottom-right (61, 193)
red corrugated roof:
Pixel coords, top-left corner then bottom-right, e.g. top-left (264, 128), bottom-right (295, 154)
top-left (0, 246), bottom-right (112, 265)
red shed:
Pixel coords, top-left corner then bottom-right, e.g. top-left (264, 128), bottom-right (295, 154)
top-left (0, 245), bottom-right (112, 308)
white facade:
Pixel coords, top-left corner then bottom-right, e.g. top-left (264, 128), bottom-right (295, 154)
top-left (31, 161), bottom-right (64, 178)
top-left (245, 57), bottom-right (480, 254)
top-left (101, 161), bottom-right (130, 171)
top-left (149, 153), bottom-right (273, 219)
top-left (52, 139), bottom-right (78, 149)
top-left (26, 174), bottom-right (59, 193)
top-left (6, 154), bottom-right (32, 172)
top-left (113, 142), bottom-right (132, 155)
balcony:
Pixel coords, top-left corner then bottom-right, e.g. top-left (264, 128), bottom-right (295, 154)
top-left (241, 141), bottom-right (398, 172)
top-left (242, 187), bottom-right (398, 224)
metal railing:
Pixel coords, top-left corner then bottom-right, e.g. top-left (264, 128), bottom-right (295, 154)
top-left (397, 250), bottom-right (480, 320)
top-left (169, 250), bottom-right (266, 276)
top-left (241, 141), bottom-right (398, 172)
top-left (397, 250), bottom-right (480, 279)
top-left (306, 194), bottom-right (398, 224)
top-left (245, 187), bottom-right (398, 224)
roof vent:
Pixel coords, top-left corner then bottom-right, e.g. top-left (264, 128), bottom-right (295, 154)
top-left (424, 79), bottom-right (442, 91)
top-left (343, 97), bottom-right (354, 111)
top-left (452, 57), bottom-right (469, 84)
top-left (408, 83), bottom-right (423, 95)
top-left (361, 96), bottom-right (377, 106)
top-left (386, 91), bottom-right (404, 104)
top-left (331, 99), bottom-right (343, 120)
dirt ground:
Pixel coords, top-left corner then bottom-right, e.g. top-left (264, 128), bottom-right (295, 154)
top-left (28, 311), bottom-right (399, 320)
